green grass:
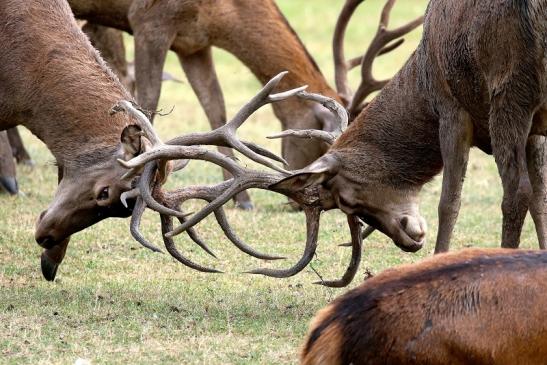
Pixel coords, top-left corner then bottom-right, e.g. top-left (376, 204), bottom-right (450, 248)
top-left (0, 0), bottom-right (540, 364)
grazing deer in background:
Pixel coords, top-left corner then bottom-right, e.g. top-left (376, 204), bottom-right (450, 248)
top-left (81, 21), bottom-right (181, 95)
top-left (0, 0), bottom-right (159, 281)
top-left (0, 131), bottom-right (17, 195)
top-left (301, 248), bottom-right (547, 365)
top-left (67, 0), bottom-right (422, 210)
top-left (7, 128), bottom-right (33, 166)
top-left (116, 0), bottom-right (545, 286)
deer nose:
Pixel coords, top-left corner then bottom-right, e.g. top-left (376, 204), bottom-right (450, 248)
top-left (36, 235), bottom-right (56, 249)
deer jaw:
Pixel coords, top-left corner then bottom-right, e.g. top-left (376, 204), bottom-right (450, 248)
top-left (328, 174), bottom-right (426, 252)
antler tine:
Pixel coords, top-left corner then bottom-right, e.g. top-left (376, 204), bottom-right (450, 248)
top-left (129, 196), bottom-right (164, 253)
top-left (333, 0), bottom-right (365, 105)
top-left (339, 223), bottom-right (375, 246)
top-left (245, 207), bottom-right (320, 278)
top-left (267, 91), bottom-right (348, 145)
top-left (161, 213), bottom-right (222, 273)
top-left (348, 0), bottom-right (424, 116)
top-left (177, 214), bottom-right (218, 259)
top-left (315, 215), bottom-right (362, 287)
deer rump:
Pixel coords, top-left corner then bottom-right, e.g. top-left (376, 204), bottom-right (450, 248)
top-left (301, 249), bottom-right (547, 365)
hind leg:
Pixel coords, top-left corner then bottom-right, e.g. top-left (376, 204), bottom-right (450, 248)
top-left (527, 107), bottom-right (547, 249)
top-left (490, 99), bottom-right (536, 248)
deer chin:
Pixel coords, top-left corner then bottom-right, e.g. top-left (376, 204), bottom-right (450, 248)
top-left (390, 215), bottom-right (427, 252)
top-left (360, 213), bottom-right (426, 253)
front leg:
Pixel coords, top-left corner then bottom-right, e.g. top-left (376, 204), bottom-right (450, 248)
top-left (434, 110), bottom-right (472, 253)
top-left (490, 105), bottom-right (535, 248)
top-left (7, 127), bottom-right (33, 166)
top-left (179, 48), bottom-right (253, 210)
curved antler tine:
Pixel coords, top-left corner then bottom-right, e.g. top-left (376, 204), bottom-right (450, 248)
top-left (111, 100), bottom-right (163, 147)
top-left (333, 0), bottom-right (365, 104)
top-left (339, 224), bottom-right (375, 247)
top-left (121, 187), bottom-right (140, 208)
top-left (297, 91), bottom-right (348, 135)
top-left (165, 182), bottom-right (245, 238)
top-left (245, 207), bottom-right (320, 278)
top-left (268, 85), bottom-right (308, 102)
top-left (213, 207), bottom-right (286, 260)
top-left (242, 141), bottom-right (288, 166)
top-left (130, 197), bottom-right (163, 253)
top-left (347, 39), bottom-right (405, 70)
top-left (177, 214), bottom-right (217, 259)
top-left (316, 215), bottom-right (362, 287)
top-left (161, 214), bottom-right (222, 273)
top-left (227, 138), bottom-right (291, 174)
top-left (139, 163), bottom-right (191, 219)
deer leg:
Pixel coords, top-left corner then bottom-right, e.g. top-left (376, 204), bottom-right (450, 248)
top-left (0, 131), bottom-right (17, 195)
top-left (7, 127), bottom-right (33, 166)
top-left (434, 110), bottom-right (472, 253)
top-left (490, 104), bottom-right (535, 248)
top-left (527, 109), bottom-right (547, 250)
top-left (129, 20), bottom-right (175, 120)
top-left (179, 48), bottom-right (253, 210)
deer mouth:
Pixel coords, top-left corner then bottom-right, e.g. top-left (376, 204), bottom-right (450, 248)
top-left (359, 213), bottom-right (426, 252)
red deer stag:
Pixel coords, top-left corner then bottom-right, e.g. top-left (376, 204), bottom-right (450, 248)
top-left (0, 0), bottom-right (168, 281)
top-left (67, 0), bottom-right (422, 210)
top-left (0, 131), bottom-right (17, 194)
top-left (116, 0), bottom-right (546, 286)
top-left (301, 248), bottom-right (547, 365)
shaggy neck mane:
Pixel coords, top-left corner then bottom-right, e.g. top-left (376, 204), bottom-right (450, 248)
top-left (333, 55), bottom-right (443, 189)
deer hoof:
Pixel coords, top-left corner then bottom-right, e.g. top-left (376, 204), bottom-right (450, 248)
top-left (0, 176), bottom-right (18, 195)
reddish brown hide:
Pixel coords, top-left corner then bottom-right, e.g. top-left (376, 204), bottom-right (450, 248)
top-left (301, 248), bottom-right (547, 365)
top-left (0, 0), bottom-right (156, 281)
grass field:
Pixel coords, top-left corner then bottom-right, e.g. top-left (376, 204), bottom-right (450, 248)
top-left (0, 0), bottom-right (541, 364)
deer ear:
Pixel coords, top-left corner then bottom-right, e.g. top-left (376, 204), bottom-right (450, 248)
top-left (271, 155), bottom-right (339, 191)
top-left (120, 125), bottom-right (143, 159)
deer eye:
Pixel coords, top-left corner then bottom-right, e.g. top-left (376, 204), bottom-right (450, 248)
top-left (97, 187), bottom-right (109, 201)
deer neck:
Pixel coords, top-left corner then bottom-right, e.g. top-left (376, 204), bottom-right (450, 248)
top-left (333, 54), bottom-right (443, 189)
top-left (6, 2), bottom-right (132, 168)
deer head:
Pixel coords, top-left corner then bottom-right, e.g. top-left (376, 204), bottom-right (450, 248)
top-left (35, 102), bottom-right (162, 281)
